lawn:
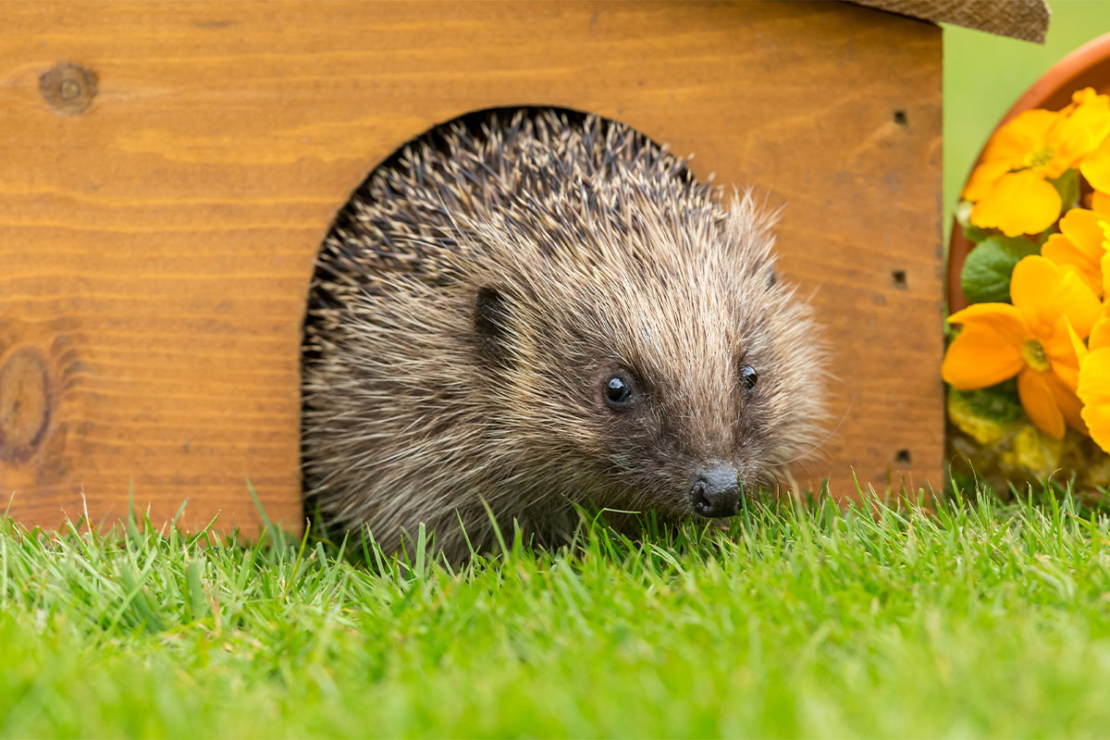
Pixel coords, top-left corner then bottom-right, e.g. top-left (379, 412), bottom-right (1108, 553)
top-left (3, 491), bottom-right (1110, 738)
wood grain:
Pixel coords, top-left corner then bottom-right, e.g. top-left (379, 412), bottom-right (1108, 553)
top-left (0, 1), bottom-right (943, 534)
top-left (848, 0), bottom-right (1049, 43)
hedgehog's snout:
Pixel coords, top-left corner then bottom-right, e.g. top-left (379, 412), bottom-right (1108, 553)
top-left (689, 461), bottom-right (742, 518)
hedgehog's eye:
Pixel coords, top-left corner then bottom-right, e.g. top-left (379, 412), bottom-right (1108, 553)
top-left (603, 374), bottom-right (635, 408)
top-left (740, 365), bottom-right (758, 392)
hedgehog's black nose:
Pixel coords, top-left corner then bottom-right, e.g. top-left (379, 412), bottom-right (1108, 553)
top-left (690, 462), bottom-right (742, 518)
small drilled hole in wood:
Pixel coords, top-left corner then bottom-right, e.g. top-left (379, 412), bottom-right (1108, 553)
top-left (893, 110), bottom-right (908, 126)
top-left (895, 449), bottom-right (911, 464)
top-left (891, 270), bottom-right (907, 288)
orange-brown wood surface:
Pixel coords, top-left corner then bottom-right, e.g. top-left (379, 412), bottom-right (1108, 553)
top-left (0, 1), bottom-right (943, 534)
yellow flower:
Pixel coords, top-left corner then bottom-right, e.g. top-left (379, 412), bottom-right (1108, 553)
top-left (964, 88), bottom-right (1110, 237)
top-left (1055, 87), bottom-right (1110, 161)
top-left (1072, 220), bottom-right (1110, 454)
top-left (1077, 348), bottom-right (1110, 453)
top-left (943, 255), bottom-right (1100, 439)
top-left (1093, 190), bottom-right (1110, 215)
top-left (1041, 208), bottom-right (1110, 296)
top-left (968, 169), bottom-right (1063, 238)
top-left (1083, 139), bottom-right (1110, 195)
top-left (1079, 87), bottom-right (1110, 193)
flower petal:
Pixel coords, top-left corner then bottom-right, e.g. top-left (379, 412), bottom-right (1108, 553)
top-left (1081, 128), bottom-right (1110, 194)
top-left (981, 109), bottom-right (1058, 166)
top-left (1050, 356), bottom-right (1080, 391)
top-left (1092, 190), bottom-right (1110, 216)
top-left (950, 301), bottom-right (1025, 330)
top-left (962, 160), bottom-right (1013, 202)
top-left (1046, 371), bottom-right (1087, 434)
top-left (1044, 314), bottom-right (1086, 385)
top-left (1078, 347), bottom-right (1110, 452)
top-left (1011, 255), bottom-right (1101, 339)
top-left (1018, 368), bottom-right (1066, 439)
top-left (947, 302), bottom-right (1026, 342)
top-left (1079, 347), bottom-right (1110, 404)
top-left (942, 324), bottom-right (1024, 390)
top-left (969, 170), bottom-right (1062, 237)
top-left (1042, 234), bottom-right (1102, 297)
top-left (1092, 312), bottom-right (1110, 352)
top-left (1065, 317), bottom-right (1090, 366)
top-left (1062, 270), bottom-right (1106, 338)
top-left (1051, 124), bottom-right (1106, 175)
top-left (1046, 90), bottom-right (1110, 174)
top-left (1072, 87), bottom-right (1102, 106)
top-left (1101, 251), bottom-right (1110, 303)
top-left (1058, 208), bottom-right (1108, 258)
top-left (1084, 404), bottom-right (1110, 454)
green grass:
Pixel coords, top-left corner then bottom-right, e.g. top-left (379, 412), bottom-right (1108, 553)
top-left (4, 491), bottom-right (1110, 738)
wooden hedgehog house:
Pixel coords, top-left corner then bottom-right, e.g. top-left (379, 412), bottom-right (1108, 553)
top-left (0, 1), bottom-right (1047, 533)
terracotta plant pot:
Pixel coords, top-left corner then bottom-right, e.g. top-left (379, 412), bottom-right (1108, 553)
top-left (948, 32), bottom-right (1110, 313)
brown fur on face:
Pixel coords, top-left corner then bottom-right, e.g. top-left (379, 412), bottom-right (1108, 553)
top-left (303, 109), bottom-right (828, 561)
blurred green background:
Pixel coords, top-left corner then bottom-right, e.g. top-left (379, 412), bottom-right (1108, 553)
top-left (944, 1), bottom-right (1110, 238)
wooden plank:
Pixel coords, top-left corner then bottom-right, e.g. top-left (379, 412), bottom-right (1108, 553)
top-left (0, 0), bottom-right (943, 533)
top-left (847, 0), bottom-right (1050, 43)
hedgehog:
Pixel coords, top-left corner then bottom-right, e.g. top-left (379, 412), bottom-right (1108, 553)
top-left (302, 108), bottom-right (827, 561)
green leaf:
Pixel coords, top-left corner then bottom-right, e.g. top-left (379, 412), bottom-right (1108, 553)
top-left (947, 380), bottom-right (1025, 445)
top-left (951, 379), bottom-right (1024, 426)
top-left (963, 222), bottom-right (993, 244)
top-left (960, 235), bottom-right (1040, 304)
top-left (1049, 169), bottom-right (1080, 213)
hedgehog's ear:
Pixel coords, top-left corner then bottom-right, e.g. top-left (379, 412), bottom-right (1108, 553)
top-left (474, 286), bottom-right (514, 367)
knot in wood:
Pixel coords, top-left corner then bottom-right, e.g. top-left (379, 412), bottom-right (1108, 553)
top-left (0, 347), bottom-right (52, 465)
top-left (39, 62), bottom-right (98, 115)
